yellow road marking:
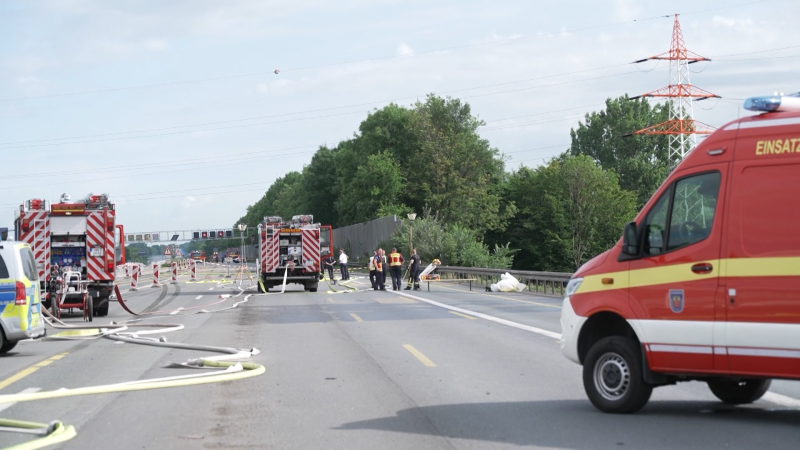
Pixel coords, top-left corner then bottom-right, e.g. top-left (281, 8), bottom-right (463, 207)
top-left (403, 344), bottom-right (437, 367)
top-left (349, 313), bottom-right (364, 322)
top-left (448, 311), bottom-right (477, 320)
top-left (434, 283), bottom-right (562, 309)
top-left (0, 352), bottom-right (69, 391)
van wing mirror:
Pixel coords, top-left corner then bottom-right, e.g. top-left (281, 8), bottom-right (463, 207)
top-left (622, 222), bottom-right (639, 256)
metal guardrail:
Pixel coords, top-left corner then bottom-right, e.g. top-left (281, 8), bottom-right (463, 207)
top-left (434, 266), bottom-right (573, 296)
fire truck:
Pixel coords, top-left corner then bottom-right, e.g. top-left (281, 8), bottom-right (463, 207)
top-left (190, 250), bottom-right (207, 262)
top-left (14, 194), bottom-right (122, 317)
top-left (258, 215), bottom-right (333, 292)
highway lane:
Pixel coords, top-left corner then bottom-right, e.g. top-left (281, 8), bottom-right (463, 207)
top-left (0, 269), bottom-right (799, 448)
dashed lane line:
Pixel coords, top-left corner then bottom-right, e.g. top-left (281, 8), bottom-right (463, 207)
top-left (0, 353), bottom-right (70, 391)
top-left (449, 311), bottom-right (477, 320)
top-left (349, 313), bottom-right (364, 322)
top-left (394, 291), bottom-right (561, 340)
top-left (403, 344), bottom-right (437, 367)
top-left (194, 295), bottom-right (203, 300)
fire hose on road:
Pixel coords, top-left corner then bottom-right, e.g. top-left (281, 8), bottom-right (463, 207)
top-left (0, 266), bottom-right (296, 449)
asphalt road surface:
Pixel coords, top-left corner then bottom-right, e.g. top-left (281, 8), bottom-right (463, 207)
top-left (1, 265), bottom-right (799, 449)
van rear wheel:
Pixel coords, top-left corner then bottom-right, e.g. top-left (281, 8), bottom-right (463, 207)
top-left (0, 328), bottom-right (15, 353)
top-left (583, 336), bottom-right (653, 414)
top-left (707, 378), bottom-right (771, 405)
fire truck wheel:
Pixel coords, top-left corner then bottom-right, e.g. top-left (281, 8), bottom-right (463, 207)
top-left (306, 281), bottom-right (318, 292)
top-left (86, 297), bottom-right (93, 322)
top-left (583, 336), bottom-right (653, 414)
top-left (97, 300), bottom-right (109, 317)
top-left (707, 378), bottom-right (771, 405)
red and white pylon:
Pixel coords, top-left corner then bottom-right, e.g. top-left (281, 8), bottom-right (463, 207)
top-left (152, 262), bottom-right (160, 287)
top-left (130, 264), bottom-right (140, 291)
top-left (630, 14), bottom-right (719, 166)
top-left (171, 261), bottom-right (178, 284)
top-left (190, 259), bottom-right (197, 281)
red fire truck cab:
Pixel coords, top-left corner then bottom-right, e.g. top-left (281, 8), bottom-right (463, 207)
top-left (561, 93), bottom-right (800, 413)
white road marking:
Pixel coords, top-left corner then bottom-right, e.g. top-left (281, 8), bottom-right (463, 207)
top-left (394, 291), bottom-right (561, 340)
top-left (395, 292), bottom-right (800, 410)
top-left (194, 295), bottom-right (203, 300)
top-left (208, 287), bottom-right (214, 291)
top-left (170, 308), bottom-right (184, 316)
top-left (763, 392), bottom-right (800, 409)
top-left (0, 387), bottom-right (41, 413)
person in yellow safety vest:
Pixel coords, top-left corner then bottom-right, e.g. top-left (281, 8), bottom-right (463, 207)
top-left (368, 251), bottom-right (378, 289)
top-left (388, 247), bottom-right (404, 291)
top-left (373, 250), bottom-right (386, 291)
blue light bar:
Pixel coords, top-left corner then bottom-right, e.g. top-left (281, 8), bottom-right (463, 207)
top-left (744, 95), bottom-right (782, 112)
top-left (744, 92), bottom-right (800, 112)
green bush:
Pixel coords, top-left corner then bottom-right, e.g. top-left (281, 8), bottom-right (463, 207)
top-left (387, 215), bottom-right (514, 269)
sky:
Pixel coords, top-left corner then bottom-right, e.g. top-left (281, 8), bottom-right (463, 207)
top-left (0, 0), bottom-right (797, 236)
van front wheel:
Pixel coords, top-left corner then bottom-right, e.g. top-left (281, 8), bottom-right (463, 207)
top-left (583, 336), bottom-right (653, 414)
top-left (707, 378), bottom-right (771, 405)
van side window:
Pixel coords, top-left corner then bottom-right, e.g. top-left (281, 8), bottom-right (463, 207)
top-left (19, 248), bottom-right (38, 281)
top-left (642, 186), bottom-right (672, 256)
top-left (0, 254), bottom-right (9, 278)
top-left (667, 172), bottom-right (721, 251)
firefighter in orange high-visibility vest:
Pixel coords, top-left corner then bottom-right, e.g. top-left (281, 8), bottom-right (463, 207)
top-left (388, 247), bottom-right (404, 291)
top-left (373, 250), bottom-right (386, 291)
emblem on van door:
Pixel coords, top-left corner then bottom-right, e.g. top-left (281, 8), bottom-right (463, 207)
top-left (669, 289), bottom-right (684, 313)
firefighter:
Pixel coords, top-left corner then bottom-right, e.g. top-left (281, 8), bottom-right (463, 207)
top-left (322, 254), bottom-right (336, 282)
top-left (368, 251), bottom-right (378, 289)
top-left (379, 249), bottom-right (388, 289)
top-left (405, 248), bottom-right (421, 291)
top-left (388, 247), bottom-right (404, 291)
top-left (338, 249), bottom-right (349, 280)
top-left (373, 250), bottom-right (386, 291)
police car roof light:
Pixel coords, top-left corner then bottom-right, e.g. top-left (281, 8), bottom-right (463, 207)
top-left (744, 92), bottom-right (800, 112)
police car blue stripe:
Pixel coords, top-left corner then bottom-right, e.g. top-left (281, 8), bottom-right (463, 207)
top-left (0, 283), bottom-right (17, 305)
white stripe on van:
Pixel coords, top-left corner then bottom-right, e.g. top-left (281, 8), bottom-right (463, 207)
top-left (724, 116), bottom-right (800, 131)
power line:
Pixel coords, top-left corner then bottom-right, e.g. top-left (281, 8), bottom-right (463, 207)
top-left (0, 64), bottom-right (631, 149)
top-left (0, 16), bottom-right (670, 103)
top-left (0, 144), bottom-right (321, 181)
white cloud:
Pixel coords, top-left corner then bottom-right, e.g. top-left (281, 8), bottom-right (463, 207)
top-left (145, 38), bottom-right (168, 51)
top-left (17, 76), bottom-right (40, 85)
top-left (397, 43), bottom-right (415, 56)
top-left (711, 16), bottom-right (753, 30)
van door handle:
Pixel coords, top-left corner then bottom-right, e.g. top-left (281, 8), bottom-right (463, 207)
top-left (691, 263), bottom-right (714, 274)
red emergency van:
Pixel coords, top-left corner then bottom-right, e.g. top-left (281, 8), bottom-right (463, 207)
top-left (561, 93), bottom-right (800, 413)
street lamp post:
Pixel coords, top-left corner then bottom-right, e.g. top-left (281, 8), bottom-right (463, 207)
top-left (407, 213), bottom-right (417, 254)
top-left (237, 223), bottom-right (247, 271)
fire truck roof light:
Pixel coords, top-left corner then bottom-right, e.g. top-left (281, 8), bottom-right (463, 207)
top-left (744, 92), bottom-right (800, 112)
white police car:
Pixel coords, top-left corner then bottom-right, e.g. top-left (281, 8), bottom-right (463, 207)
top-left (0, 241), bottom-right (46, 353)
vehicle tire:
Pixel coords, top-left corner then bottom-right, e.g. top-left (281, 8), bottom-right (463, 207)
top-left (0, 327), bottom-right (13, 353)
top-left (1, 339), bottom-right (17, 353)
top-left (707, 378), bottom-right (771, 405)
top-left (97, 299), bottom-right (109, 317)
top-left (86, 297), bottom-right (93, 322)
top-left (307, 281), bottom-right (318, 293)
top-left (583, 336), bottom-right (653, 414)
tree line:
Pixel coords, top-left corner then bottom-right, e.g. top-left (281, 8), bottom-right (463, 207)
top-left (236, 94), bottom-right (672, 272)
